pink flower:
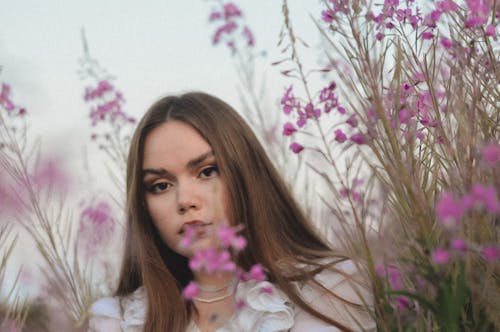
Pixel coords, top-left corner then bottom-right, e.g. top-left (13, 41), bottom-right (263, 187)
top-left (440, 37), bottom-right (453, 49)
top-left (78, 199), bottom-right (116, 257)
top-left (246, 264), bottom-right (266, 282)
top-left (282, 122), bottom-right (297, 136)
top-left (209, 11), bottom-right (222, 21)
top-left (350, 133), bottom-right (365, 145)
top-left (467, 184), bottom-right (500, 213)
top-left (0, 83), bottom-right (15, 111)
top-left (334, 129), bottom-right (347, 143)
top-left (337, 106), bottom-right (346, 114)
top-left (437, 0), bottom-right (459, 13)
top-left (322, 10), bottom-right (334, 23)
top-left (436, 191), bottom-right (464, 225)
top-left (396, 296), bottom-right (410, 311)
top-left (181, 225), bottom-right (197, 247)
top-left (216, 224), bottom-right (247, 251)
top-left (31, 158), bottom-right (70, 192)
top-left (242, 26), bottom-right (255, 47)
top-left (432, 248), bottom-right (451, 264)
top-left (485, 24), bottom-right (496, 37)
top-left (261, 286), bottom-right (273, 294)
top-left (183, 281), bottom-right (200, 300)
top-left (223, 3), bottom-right (242, 19)
top-left (421, 31), bottom-right (435, 40)
top-left (236, 299), bottom-right (246, 310)
top-left (212, 21), bottom-right (238, 45)
top-left (376, 32), bottom-right (384, 41)
top-left (481, 142), bottom-right (500, 166)
top-left (217, 224), bottom-right (236, 247)
top-left (281, 85), bottom-right (298, 115)
top-left (451, 238), bottom-right (467, 252)
top-left (290, 142), bottom-right (304, 153)
top-left (346, 114), bottom-right (358, 127)
top-left (482, 245), bottom-right (500, 261)
top-left (376, 263), bottom-right (403, 289)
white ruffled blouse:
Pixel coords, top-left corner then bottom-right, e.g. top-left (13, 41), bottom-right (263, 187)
top-left (88, 261), bottom-right (375, 332)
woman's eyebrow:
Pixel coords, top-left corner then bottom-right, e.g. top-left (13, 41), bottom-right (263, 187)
top-left (186, 150), bottom-right (214, 169)
top-left (142, 168), bottom-right (172, 178)
top-left (142, 150), bottom-right (214, 178)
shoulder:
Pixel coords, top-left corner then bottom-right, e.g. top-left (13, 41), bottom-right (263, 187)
top-left (88, 287), bottom-right (146, 332)
top-left (291, 259), bottom-right (376, 332)
top-left (221, 280), bottom-right (294, 332)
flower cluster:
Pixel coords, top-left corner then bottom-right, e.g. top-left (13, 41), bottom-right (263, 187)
top-left (182, 224), bottom-right (268, 301)
top-left (84, 80), bottom-right (135, 127)
top-left (208, 2), bottom-right (255, 53)
top-left (0, 82), bottom-right (26, 117)
top-left (77, 199), bottom-right (116, 257)
top-left (280, 83), bottom-right (366, 154)
top-left (436, 183), bottom-right (499, 227)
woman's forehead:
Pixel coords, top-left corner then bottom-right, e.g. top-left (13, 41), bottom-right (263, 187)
top-left (142, 120), bottom-right (213, 169)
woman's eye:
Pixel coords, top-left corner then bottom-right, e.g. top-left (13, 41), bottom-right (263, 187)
top-left (199, 166), bottom-right (219, 178)
top-left (149, 182), bottom-right (171, 193)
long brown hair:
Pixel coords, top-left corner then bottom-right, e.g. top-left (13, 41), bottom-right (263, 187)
top-left (116, 92), bottom-right (353, 331)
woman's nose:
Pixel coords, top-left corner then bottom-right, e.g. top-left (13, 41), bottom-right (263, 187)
top-left (176, 181), bottom-right (200, 214)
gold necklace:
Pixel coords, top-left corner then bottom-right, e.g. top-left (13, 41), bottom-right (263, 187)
top-left (193, 291), bottom-right (234, 303)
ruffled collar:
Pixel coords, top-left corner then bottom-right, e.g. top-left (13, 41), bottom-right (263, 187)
top-left (120, 279), bottom-right (294, 332)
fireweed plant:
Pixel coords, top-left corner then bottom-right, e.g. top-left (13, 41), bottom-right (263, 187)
top-left (272, 0), bottom-right (499, 330)
top-left (181, 224), bottom-right (269, 312)
top-left (205, 1), bottom-right (313, 206)
top-left (0, 76), bottom-right (118, 329)
top-left (79, 30), bottom-right (136, 198)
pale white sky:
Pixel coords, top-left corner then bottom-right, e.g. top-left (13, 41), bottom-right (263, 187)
top-left (0, 0), bottom-right (323, 147)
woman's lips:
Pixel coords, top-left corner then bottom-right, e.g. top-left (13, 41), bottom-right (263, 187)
top-left (179, 220), bottom-right (212, 234)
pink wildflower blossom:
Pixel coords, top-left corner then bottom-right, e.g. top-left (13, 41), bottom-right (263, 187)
top-left (481, 142), bottom-right (500, 166)
top-left (242, 26), bottom-right (254, 46)
top-left (421, 31), bottom-right (435, 40)
top-left (290, 142), bottom-right (304, 153)
top-left (261, 286), bottom-right (274, 294)
top-left (432, 248), bottom-right (451, 264)
top-left (216, 224), bottom-right (247, 251)
top-left (282, 122), bottom-right (297, 136)
top-left (337, 106), bottom-right (346, 114)
top-left (346, 114), bottom-right (358, 128)
top-left (78, 200), bottom-right (116, 257)
top-left (396, 297), bottom-right (410, 310)
top-left (245, 264), bottom-right (266, 282)
top-left (212, 21), bottom-right (238, 45)
top-left (31, 158), bottom-right (70, 192)
top-left (482, 245), bottom-right (500, 261)
top-left (189, 248), bottom-right (236, 274)
top-left (334, 129), bottom-right (347, 143)
top-left (466, 184), bottom-right (500, 213)
top-left (209, 11), bottom-right (223, 21)
top-left (183, 281), bottom-right (200, 300)
top-left (437, 0), bottom-right (459, 13)
top-left (322, 10), bottom-right (334, 23)
top-left (223, 3), bottom-right (242, 19)
top-left (485, 24), bottom-right (496, 37)
top-left (281, 85), bottom-right (299, 115)
top-left (440, 37), bottom-right (453, 49)
top-left (436, 191), bottom-right (464, 225)
top-left (0, 83), bottom-right (15, 111)
top-left (451, 238), bottom-right (467, 252)
top-left (350, 133), bottom-right (365, 145)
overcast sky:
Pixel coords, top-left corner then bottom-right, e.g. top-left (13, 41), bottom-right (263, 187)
top-left (0, 0), bottom-right (323, 147)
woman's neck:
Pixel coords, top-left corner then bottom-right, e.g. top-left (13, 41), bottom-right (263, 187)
top-left (191, 271), bottom-right (237, 332)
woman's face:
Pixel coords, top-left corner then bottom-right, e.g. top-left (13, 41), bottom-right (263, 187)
top-left (142, 120), bottom-right (230, 257)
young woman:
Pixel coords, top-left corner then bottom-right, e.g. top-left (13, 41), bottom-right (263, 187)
top-left (88, 92), bottom-right (374, 332)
